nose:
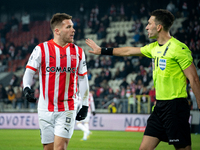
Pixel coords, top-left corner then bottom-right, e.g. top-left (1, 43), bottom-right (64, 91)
top-left (145, 25), bottom-right (148, 30)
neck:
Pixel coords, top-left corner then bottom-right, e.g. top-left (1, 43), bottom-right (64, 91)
top-left (53, 38), bottom-right (68, 47)
top-left (157, 32), bottom-right (171, 45)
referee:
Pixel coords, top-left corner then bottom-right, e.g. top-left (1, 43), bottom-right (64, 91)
top-left (86, 9), bottom-right (200, 150)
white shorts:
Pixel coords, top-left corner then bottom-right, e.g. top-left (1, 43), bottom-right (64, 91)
top-left (38, 110), bottom-right (77, 144)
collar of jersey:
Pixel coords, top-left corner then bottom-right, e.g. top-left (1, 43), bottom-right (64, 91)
top-left (50, 39), bottom-right (71, 49)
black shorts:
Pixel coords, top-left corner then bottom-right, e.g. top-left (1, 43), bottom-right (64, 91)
top-left (144, 98), bottom-right (191, 147)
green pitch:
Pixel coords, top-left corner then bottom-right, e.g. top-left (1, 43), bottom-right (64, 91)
top-left (0, 129), bottom-right (199, 150)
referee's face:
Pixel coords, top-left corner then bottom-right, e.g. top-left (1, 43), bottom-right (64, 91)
top-left (59, 19), bottom-right (75, 43)
top-left (146, 16), bottom-right (158, 39)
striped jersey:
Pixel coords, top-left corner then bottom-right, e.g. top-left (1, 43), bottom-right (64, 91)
top-left (26, 39), bottom-right (87, 111)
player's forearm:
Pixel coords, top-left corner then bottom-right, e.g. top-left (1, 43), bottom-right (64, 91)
top-left (190, 79), bottom-right (200, 110)
top-left (78, 75), bottom-right (89, 106)
top-left (113, 47), bottom-right (143, 57)
top-left (23, 68), bottom-right (35, 89)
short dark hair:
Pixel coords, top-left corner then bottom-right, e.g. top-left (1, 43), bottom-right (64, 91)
top-left (151, 9), bottom-right (175, 31)
top-left (50, 13), bottom-right (72, 32)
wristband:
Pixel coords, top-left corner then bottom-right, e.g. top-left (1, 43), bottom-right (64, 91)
top-left (101, 48), bottom-right (113, 55)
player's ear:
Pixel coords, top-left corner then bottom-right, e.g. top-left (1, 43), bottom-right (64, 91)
top-left (157, 24), bottom-right (162, 32)
top-left (54, 28), bottom-right (60, 35)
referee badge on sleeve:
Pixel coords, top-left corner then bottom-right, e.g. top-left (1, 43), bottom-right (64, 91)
top-left (159, 59), bottom-right (166, 71)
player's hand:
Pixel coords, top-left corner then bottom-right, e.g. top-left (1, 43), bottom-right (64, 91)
top-left (92, 111), bottom-right (96, 116)
top-left (23, 87), bottom-right (37, 103)
top-left (76, 106), bottom-right (88, 121)
top-left (85, 38), bottom-right (101, 55)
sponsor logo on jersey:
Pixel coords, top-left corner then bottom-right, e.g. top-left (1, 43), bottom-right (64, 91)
top-left (46, 66), bottom-right (77, 73)
top-left (159, 58), bottom-right (166, 70)
top-left (66, 117), bottom-right (71, 123)
top-left (71, 55), bottom-right (76, 61)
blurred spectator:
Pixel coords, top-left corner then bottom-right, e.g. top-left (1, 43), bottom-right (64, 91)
top-left (105, 68), bottom-right (112, 81)
top-left (108, 102), bottom-right (117, 113)
top-left (135, 72), bottom-right (143, 84)
top-left (30, 34), bottom-right (39, 46)
top-left (124, 60), bottom-right (133, 75)
top-left (149, 86), bottom-right (156, 110)
top-left (88, 56), bottom-right (95, 68)
top-left (21, 12), bottom-right (30, 32)
top-left (107, 88), bottom-right (115, 100)
top-left (15, 86), bottom-right (23, 109)
top-left (7, 89), bottom-right (16, 108)
top-left (9, 74), bottom-right (18, 86)
top-left (135, 79), bottom-right (143, 95)
top-left (113, 67), bottom-right (122, 80)
top-left (97, 23), bottom-right (106, 40)
top-left (120, 78), bottom-right (128, 89)
top-left (142, 71), bottom-right (151, 86)
top-left (21, 42), bottom-right (29, 58)
top-left (94, 73), bottom-right (101, 87)
top-left (0, 83), bottom-right (7, 102)
top-left (132, 31), bottom-right (140, 43)
top-left (15, 49), bottom-right (22, 60)
top-left (166, 1), bottom-right (176, 15)
top-left (7, 85), bottom-right (14, 93)
top-left (87, 69), bottom-right (92, 81)
top-left (78, 3), bottom-right (85, 18)
top-left (128, 90), bottom-right (137, 113)
top-left (10, 15), bottom-right (19, 33)
top-left (8, 44), bottom-right (16, 60)
top-left (125, 85), bottom-right (131, 98)
top-left (109, 4), bottom-right (117, 21)
top-left (119, 3), bottom-right (126, 21)
top-left (120, 86), bottom-right (126, 98)
top-left (0, 26), bottom-right (7, 44)
top-left (101, 15), bottom-right (110, 28)
top-left (94, 57), bottom-right (100, 68)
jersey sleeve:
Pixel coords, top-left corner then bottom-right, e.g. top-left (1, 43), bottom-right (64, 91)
top-left (78, 49), bottom-right (87, 76)
top-left (140, 42), bottom-right (156, 58)
top-left (26, 46), bottom-right (41, 71)
top-left (175, 45), bottom-right (193, 70)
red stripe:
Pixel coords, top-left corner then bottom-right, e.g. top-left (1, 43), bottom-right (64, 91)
top-left (78, 72), bottom-right (87, 76)
top-left (68, 44), bottom-right (77, 110)
top-left (47, 43), bottom-right (56, 111)
top-left (26, 65), bottom-right (37, 72)
top-left (57, 48), bottom-right (67, 111)
top-left (40, 44), bottom-right (46, 100)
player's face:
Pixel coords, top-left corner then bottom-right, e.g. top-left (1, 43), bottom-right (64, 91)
top-left (145, 16), bottom-right (158, 39)
top-left (59, 19), bottom-right (75, 43)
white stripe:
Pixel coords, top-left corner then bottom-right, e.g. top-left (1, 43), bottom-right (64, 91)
top-left (74, 45), bottom-right (79, 99)
top-left (44, 42), bottom-right (50, 109)
top-left (53, 46), bottom-right (60, 111)
top-left (64, 47), bottom-right (71, 110)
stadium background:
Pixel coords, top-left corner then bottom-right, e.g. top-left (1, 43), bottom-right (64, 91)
top-left (0, 0), bottom-right (199, 132)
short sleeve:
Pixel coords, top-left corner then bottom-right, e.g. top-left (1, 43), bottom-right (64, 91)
top-left (175, 46), bottom-right (193, 70)
top-left (26, 46), bottom-right (41, 71)
top-left (78, 50), bottom-right (87, 76)
top-left (140, 44), bottom-right (153, 58)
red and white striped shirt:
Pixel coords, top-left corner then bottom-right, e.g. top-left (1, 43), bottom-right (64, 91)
top-left (26, 40), bottom-right (87, 112)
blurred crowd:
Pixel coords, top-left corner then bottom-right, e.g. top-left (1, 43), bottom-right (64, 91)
top-left (0, 0), bottom-right (200, 112)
